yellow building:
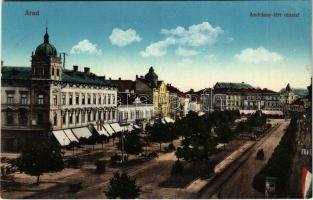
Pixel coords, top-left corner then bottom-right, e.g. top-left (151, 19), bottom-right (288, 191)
top-left (135, 67), bottom-right (170, 117)
top-left (153, 81), bottom-right (170, 117)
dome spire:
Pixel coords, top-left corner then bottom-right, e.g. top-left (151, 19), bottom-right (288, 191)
top-left (44, 26), bottom-right (49, 44)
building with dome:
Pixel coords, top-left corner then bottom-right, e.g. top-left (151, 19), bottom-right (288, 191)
top-left (1, 29), bottom-right (118, 152)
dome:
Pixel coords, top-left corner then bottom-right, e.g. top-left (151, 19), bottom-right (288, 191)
top-left (34, 28), bottom-right (58, 57)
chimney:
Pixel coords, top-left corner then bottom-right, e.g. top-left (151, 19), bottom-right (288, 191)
top-left (109, 77), bottom-right (112, 80)
top-left (73, 65), bottom-right (78, 72)
top-left (99, 75), bottom-right (106, 80)
top-left (136, 75), bottom-right (138, 79)
top-left (84, 67), bottom-right (90, 74)
top-left (118, 77), bottom-right (121, 80)
top-left (140, 75), bottom-right (143, 78)
top-left (1, 60), bottom-right (3, 67)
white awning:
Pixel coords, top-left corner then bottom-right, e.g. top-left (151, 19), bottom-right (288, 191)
top-left (71, 127), bottom-right (92, 139)
top-left (164, 117), bottom-right (175, 123)
top-left (97, 127), bottom-right (111, 137)
top-left (103, 124), bottom-right (115, 135)
top-left (261, 110), bottom-right (284, 116)
top-left (52, 130), bottom-right (71, 146)
top-left (239, 110), bottom-right (257, 115)
top-left (127, 125), bottom-right (134, 132)
top-left (63, 129), bottom-right (79, 142)
top-left (134, 124), bottom-right (140, 129)
top-left (110, 123), bottom-right (123, 133)
top-left (198, 111), bottom-right (205, 116)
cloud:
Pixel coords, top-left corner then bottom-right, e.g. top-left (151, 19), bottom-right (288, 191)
top-left (161, 22), bottom-right (224, 46)
top-left (235, 47), bottom-right (284, 64)
top-left (109, 28), bottom-right (141, 47)
top-left (70, 39), bottom-right (101, 55)
top-left (175, 47), bottom-right (199, 57)
top-left (177, 58), bottom-right (192, 66)
top-left (139, 38), bottom-right (176, 57)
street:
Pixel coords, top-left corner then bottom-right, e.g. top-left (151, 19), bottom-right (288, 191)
top-left (200, 119), bottom-right (289, 198)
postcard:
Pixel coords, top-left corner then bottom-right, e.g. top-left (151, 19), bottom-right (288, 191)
top-left (1, 0), bottom-right (312, 199)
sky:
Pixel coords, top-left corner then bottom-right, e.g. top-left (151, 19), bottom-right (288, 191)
top-left (2, 1), bottom-right (312, 92)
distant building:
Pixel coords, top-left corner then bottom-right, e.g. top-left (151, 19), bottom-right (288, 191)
top-left (166, 84), bottom-right (186, 119)
top-left (1, 29), bottom-right (117, 152)
top-left (116, 92), bottom-right (154, 127)
top-left (111, 67), bottom-right (170, 118)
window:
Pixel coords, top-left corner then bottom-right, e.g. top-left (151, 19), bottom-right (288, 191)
top-left (21, 94), bottom-right (27, 104)
top-left (103, 111), bottom-right (106, 120)
top-left (6, 112), bottom-right (14, 125)
top-left (93, 95), bottom-right (96, 104)
top-left (82, 111), bottom-right (86, 123)
top-left (53, 95), bottom-right (58, 106)
top-left (19, 112), bottom-right (27, 125)
top-left (52, 68), bottom-right (55, 75)
top-left (93, 111), bottom-right (97, 121)
top-left (136, 110), bottom-right (140, 119)
top-left (38, 94), bottom-right (44, 105)
top-left (62, 94), bottom-right (66, 105)
top-left (76, 112), bottom-right (80, 123)
top-left (103, 95), bottom-right (106, 104)
top-left (108, 94), bottom-right (111, 104)
top-left (69, 94), bottom-right (73, 105)
top-left (82, 95), bottom-right (85, 105)
top-left (98, 96), bottom-right (101, 105)
top-left (76, 94), bottom-right (79, 105)
top-left (112, 111), bottom-right (115, 120)
top-left (57, 69), bottom-right (60, 76)
top-left (7, 93), bottom-right (14, 104)
top-left (112, 95), bottom-right (115, 104)
top-left (53, 113), bottom-right (57, 126)
top-left (88, 95), bottom-right (91, 104)
top-left (69, 112), bottom-right (73, 124)
top-left (130, 111), bottom-right (134, 119)
top-left (108, 110), bottom-right (111, 120)
top-left (88, 112), bottom-right (91, 122)
top-left (62, 112), bottom-right (66, 125)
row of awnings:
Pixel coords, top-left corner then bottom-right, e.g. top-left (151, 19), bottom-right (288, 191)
top-left (52, 123), bottom-right (138, 146)
top-left (161, 117), bottom-right (175, 124)
top-left (239, 110), bottom-right (284, 116)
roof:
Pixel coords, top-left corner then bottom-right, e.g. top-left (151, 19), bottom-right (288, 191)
top-left (241, 88), bottom-right (277, 94)
top-left (35, 28), bottom-right (58, 57)
top-left (291, 98), bottom-right (306, 106)
top-left (214, 82), bottom-right (254, 90)
top-left (1, 66), bottom-right (32, 80)
top-left (166, 84), bottom-right (186, 97)
top-left (1, 66), bottom-right (115, 87)
top-left (110, 80), bottom-right (136, 92)
top-left (62, 69), bottom-right (115, 87)
top-left (280, 87), bottom-right (308, 97)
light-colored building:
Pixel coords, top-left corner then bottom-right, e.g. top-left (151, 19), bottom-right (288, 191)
top-left (117, 92), bottom-right (154, 127)
top-left (1, 29), bottom-right (117, 151)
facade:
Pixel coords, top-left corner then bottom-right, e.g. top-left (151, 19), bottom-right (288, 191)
top-left (117, 92), bottom-right (154, 126)
top-left (135, 67), bottom-right (170, 118)
top-left (111, 67), bottom-right (170, 118)
top-left (1, 29), bottom-right (117, 152)
top-left (242, 88), bottom-right (282, 111)
top-left (166, 84), bottom-right (186, 119)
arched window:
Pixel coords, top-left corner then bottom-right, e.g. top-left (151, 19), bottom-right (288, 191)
top-left (19, 111), bottom-right (28, 125)
top-left (6, 112), bottom-right (14, 125)
top-left (53, 112), bottom-right (57, 126)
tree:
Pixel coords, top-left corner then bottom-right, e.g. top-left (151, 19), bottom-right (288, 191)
top-left (14, 140), bottom-right (64, 185)
top-left (117, 130), bottom-right (144, 156)
top-left (216, 124), bottom-right (234, 144)
top-left (105, 172), bottom-right (140, 199)
top-left (148, 123), bottom-right (172, 151)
